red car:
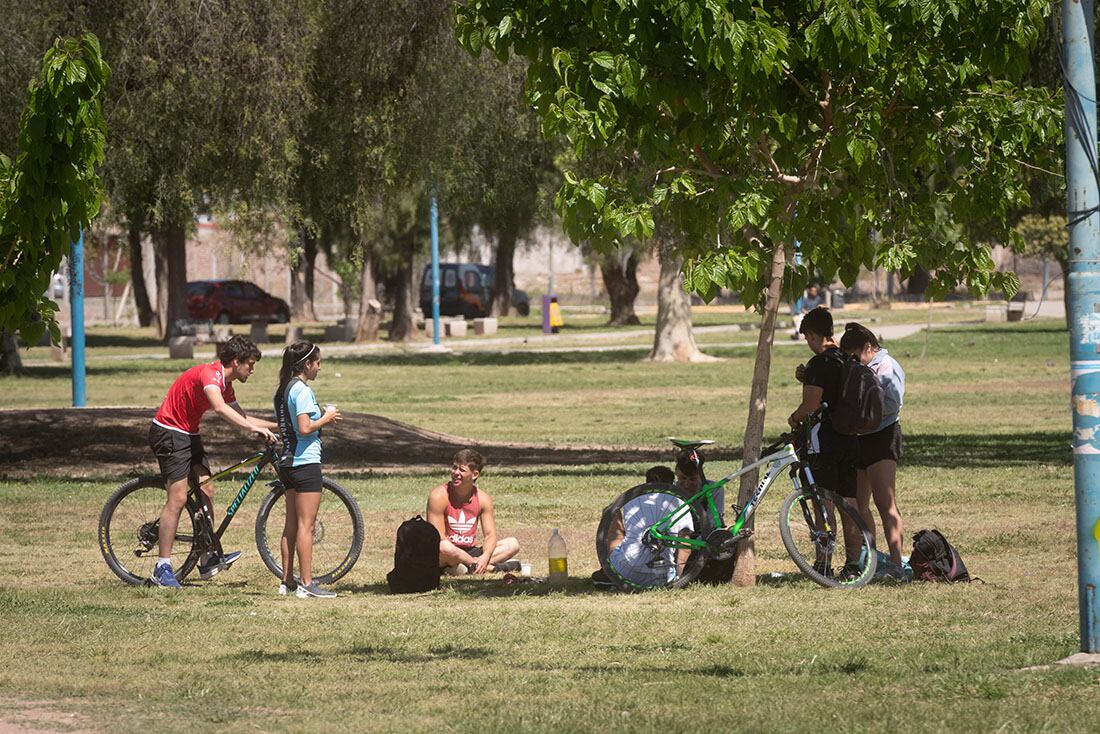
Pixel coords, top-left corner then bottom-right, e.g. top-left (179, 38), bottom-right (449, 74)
top-left (187, 280), bottom-right (290, 324)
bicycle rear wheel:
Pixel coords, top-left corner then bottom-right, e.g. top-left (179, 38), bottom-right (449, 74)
top-left (778, 486), bottom-right (876, 588)
top-left (255, 477), bottom-right (365, 584)
top-left (595, 483), bottom-right (712, 592)
top-left (98, 477), bottom-right (200, 585)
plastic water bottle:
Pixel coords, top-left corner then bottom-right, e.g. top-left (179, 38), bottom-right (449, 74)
top-left (548, 528), bottom-right (568, 586)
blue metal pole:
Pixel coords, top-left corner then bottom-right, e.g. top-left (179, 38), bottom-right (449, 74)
top-left (430, 195), bottom-right (441, 346)
top-left (70, 229), bottom-right (87, 407)
top-left (1065, 0), bottom-right (1100, 653)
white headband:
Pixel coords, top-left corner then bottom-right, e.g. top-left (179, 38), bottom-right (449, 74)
top-left (295, 344), bottom-right (317, 366)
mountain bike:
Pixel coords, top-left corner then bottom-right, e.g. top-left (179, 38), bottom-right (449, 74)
top-left (595, 408), bottom-right (876, 591)
top-left (98, 446), bottom-right (364, 586)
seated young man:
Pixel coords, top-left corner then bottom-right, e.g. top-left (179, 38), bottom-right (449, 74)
top-left (426, 449), bottom-right (520, 575)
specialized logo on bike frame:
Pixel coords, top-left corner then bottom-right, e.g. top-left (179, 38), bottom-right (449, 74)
top-left (225, 462), bottom-right (263, 518)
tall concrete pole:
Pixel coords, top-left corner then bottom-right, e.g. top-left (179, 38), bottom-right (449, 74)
top-left (1065, 0), bottom-right (1100, 653)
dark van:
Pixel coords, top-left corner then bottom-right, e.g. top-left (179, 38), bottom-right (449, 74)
top-left (418, 264), bottom-right (531, 319)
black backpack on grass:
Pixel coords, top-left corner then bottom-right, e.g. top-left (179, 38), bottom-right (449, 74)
top-left (387, 515), bottom-right (441, 593)
top-left (828, 350), bottom-right (885, 435)
top-left (910, 529), bottom-right (971, 583)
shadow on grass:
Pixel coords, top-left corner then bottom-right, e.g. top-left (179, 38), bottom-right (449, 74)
top-left (84, 333), bottom-right (162, 349)
top-left (332, 349), bottom-right (649, 368)
top-left (228, 644), bottom-right (492, 664)
top-left (905, 431), bottom-right (1070, 468)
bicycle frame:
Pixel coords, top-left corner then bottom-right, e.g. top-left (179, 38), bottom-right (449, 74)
top-left (648, 443), bottom-right (803, 550)
top-left (189, 448), bottom-right (280, 548)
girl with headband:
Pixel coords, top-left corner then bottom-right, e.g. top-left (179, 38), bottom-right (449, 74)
top-left (273, 341), bottom-right (342, 598)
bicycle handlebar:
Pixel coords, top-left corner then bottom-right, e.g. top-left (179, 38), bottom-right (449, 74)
top-left (762, 402), bottom-right (829, 456)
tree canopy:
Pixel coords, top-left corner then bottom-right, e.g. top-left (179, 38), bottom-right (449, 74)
top-left (456, 0), bottom-right (1062, 303)
top-left (0, 33), bottom-right (108, 345)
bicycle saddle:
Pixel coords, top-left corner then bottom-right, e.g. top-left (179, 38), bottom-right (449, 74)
top-left (667, 437), bottom-right (715, 451)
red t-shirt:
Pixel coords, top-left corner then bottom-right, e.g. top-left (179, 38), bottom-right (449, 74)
top-left (153, 361), bottom-right (236, 434)
top-left (444, 486), bottom-right (482, 549)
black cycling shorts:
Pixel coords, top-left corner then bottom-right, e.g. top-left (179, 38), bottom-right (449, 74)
top-left (806, 438), bottom-right (859, 499)
top-left (281, 463), bottom-right (323, 493)
top-left (857, 422), bottom-right (903, 470)
top-left (149, 423), bottom-right (211, 484)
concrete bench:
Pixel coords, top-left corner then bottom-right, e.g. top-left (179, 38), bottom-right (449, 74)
top-left (473, 317), bottom-right (498, 336)
top-left (985, 305), bottom-right (1007, 323)
top-left (168, 336), bottom-right (194, 359)
top-left (249, 321), bottom-right (270, 344)
top-left (445, 319), bottom-right (468, 337)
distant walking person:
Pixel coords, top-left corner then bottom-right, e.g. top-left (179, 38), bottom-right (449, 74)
top-left (840, 322), bottom-right (908, 580)
top-left (148, 336), bottom-right (278, 588)
top-left (274, 341), bottom-right (342, 599)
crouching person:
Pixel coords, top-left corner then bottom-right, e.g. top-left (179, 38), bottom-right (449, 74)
top-left (427, 449), bottom-right (520, 575)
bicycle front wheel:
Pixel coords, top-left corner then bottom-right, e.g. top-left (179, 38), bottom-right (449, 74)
top-left (255, 477), bottom-right (365, 584)
top-left (595, 483), bottom-right (712, 592)
top-left (98, 477), bottom-right (200, 585)
top-left (778, 486), bottom-right (876, 588)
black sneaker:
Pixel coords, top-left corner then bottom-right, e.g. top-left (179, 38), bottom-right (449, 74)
top-left (492, 560), bottom-right (521, 573)
top-left (591, 569), bottom-right (616, 590)
top-left (812, 561), bottom-right (834, 579)
top-left (837, 563), bottom-right (864, 583)
top-left (198, 550), bottom-right (242, 580)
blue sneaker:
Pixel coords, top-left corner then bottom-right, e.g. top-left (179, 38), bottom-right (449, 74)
top-left (151, 563), bottom-right (181, 588)
top-left (198, 550), bottom-right (242, 580)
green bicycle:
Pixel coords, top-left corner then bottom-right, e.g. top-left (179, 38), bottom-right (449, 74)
top-left (595, 409), bottom-right (877, 591)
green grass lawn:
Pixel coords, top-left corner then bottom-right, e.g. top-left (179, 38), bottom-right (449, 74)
top-left (0, 317), bottom-right (1089, 732)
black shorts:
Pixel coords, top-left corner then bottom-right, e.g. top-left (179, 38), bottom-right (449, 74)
top-left (807, 442), bottom-right (859, 499)
top-left (463, 546), bottom-right (485, 557)
top-left (281, 463), bottom-right (323, 493)
top-left (857, 422), bottom-right (903, 470)
top-left (149, 424), bottom-right (211, 484)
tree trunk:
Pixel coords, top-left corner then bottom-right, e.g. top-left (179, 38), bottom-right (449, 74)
top-left (648, 234), bottom-right (714, 363)
top-left (731, 239), bottom-right (788, 587)
top-left (387, 233), bottom-right (421, 342)
top-left (290, 227), bottom-right (318, 322)
top-left (0, 330), bottom-right (23, 375)
top-left (304, 232), bottom-right (318, 319)
top-left (355, 245), bottom-right (381, 342)
top-left (600, 249), bottom-right (641, 326)
top-left (129, 222), bottom-right (155, 328)
top-left (906, 264), bottom-right (931, 296)
top-left (491, 227), bottom-right (518, 317)
top-left (152, 226), bottom-right (188, 341)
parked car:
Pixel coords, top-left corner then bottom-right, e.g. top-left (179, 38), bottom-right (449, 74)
top-left (476, 265), bottom-right (531, 317)
top-left (187, 280), bottom-right (290, 324)
top-left (418, 263), bottom-right (531, 320)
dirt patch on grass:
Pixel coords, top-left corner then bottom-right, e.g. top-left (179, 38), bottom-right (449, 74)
top-left (0, 698), bottom-right (95, 734)
top-left (0, 408), bottom-right (711, 478)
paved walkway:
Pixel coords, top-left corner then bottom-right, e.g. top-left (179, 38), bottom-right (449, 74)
top-left (22, 311), bottom-right (1040, 365)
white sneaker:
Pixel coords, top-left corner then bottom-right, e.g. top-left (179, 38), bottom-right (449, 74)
top-left (443, 564), bottom-right (469, 577)
top-left (296, 582), bottom-right (337, 599)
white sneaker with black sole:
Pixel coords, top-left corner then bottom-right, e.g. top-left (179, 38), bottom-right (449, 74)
top-left (296, 582), bottom-right (337, 599)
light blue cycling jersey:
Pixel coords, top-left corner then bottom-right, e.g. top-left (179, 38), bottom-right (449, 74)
top-left (278, 380), bottom-right (322, 466)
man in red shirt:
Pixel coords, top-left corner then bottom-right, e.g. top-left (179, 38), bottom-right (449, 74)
top-left (148, 335), bottom-right (278, 588)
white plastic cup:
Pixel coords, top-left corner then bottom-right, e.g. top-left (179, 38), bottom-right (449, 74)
top-left (324, 404), bottom-right (337, 413)
top-left (520, 562), bottom-right (532, 578)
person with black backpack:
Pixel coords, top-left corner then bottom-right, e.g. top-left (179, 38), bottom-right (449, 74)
top-left (840, 323), bottom-right (909, 581)
top-left (788, 306), bottom-right (865, 582)
top-left (273, 341), bottom-right (342, 599)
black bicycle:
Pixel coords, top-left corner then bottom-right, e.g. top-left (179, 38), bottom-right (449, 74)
top-left (98, 446), bottom-right (364, 586)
